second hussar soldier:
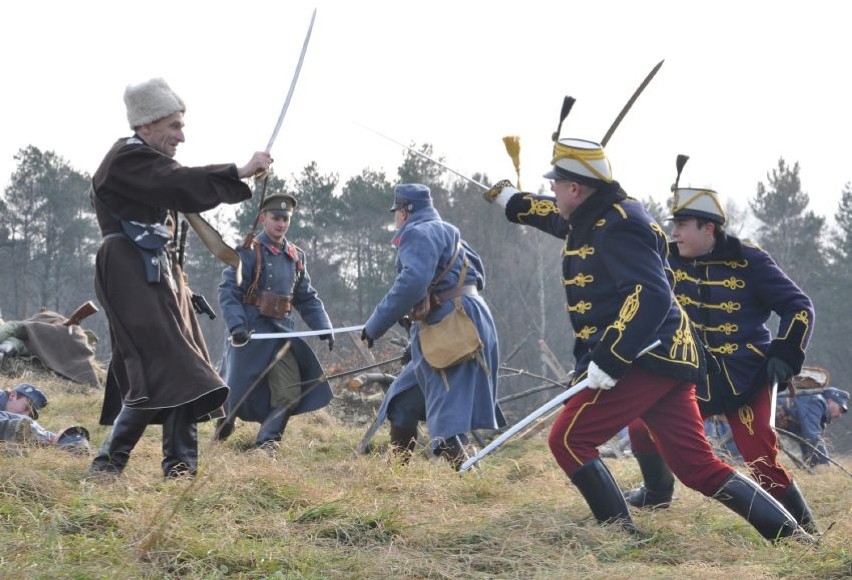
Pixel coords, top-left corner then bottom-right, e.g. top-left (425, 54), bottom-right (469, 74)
top-left (624, 170), bottom-right (818, 532)
top-left (218, 193), bottom-right (334, 451)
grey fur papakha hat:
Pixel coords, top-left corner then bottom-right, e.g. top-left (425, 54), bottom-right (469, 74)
top-left (124, 78), bottom-right (186, 129)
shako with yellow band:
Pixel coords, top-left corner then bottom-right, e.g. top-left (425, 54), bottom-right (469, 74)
top-left (544, 138), bottom-right (613, 186)
top-left (667, 187), bottom-right (726, 224)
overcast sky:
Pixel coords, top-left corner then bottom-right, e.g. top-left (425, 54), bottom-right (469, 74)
top-left (2, 1), bottom-right (849, 223)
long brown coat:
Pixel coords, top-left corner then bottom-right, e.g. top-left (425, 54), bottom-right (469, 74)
top-left (92, 136), bottom-right (251, 425)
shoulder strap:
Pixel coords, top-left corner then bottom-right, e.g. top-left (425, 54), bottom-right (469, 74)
top-left (245, 241), bottom-right (263, 298)
top-left (431, 239), bottom-right (462, 290)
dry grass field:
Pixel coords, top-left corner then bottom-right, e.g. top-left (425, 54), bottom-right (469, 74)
top-left (1, 366), bottom-right (850, 579)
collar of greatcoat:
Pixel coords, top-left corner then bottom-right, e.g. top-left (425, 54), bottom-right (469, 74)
top-left (392, 206), bottom-right (442, 246)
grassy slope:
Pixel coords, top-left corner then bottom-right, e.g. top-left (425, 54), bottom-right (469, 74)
top-left (1, 371), bottom-right (851, 579)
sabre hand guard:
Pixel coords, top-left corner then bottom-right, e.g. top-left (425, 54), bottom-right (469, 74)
top-left (483, 179), bottom-right (518, 207)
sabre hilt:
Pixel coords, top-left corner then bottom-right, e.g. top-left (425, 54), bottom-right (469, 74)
top-left (242, 173), bottom-right (270, 249)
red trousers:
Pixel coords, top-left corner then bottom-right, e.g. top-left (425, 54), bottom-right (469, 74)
top-left (629, 383), bottom-right (792, 499)
top-left (549, 365), bottom-right (732, 496)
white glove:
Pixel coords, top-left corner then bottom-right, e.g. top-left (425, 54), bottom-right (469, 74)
top-left (587, 361), bottom-right (618, 390)
top-left (483, 179), bottom-right (519, 208)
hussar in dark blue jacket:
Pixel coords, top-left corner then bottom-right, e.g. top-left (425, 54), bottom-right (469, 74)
top-left (625, 159), bottom-right (818, 534)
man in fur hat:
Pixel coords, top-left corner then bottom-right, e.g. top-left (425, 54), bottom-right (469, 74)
top-left (87, 78), bottom-right (271, 478)
top-left (483, 136), bottom-right (808, 542)
top-left (622, 176), bottom-right (818, 533)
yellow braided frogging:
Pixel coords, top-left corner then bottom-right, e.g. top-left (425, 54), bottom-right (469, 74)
top-left (738, 405), bottom-right (755, 436)
top-left (709, 343), bottom-right (739, 355)
top-left (672, 270), bottom-right (745, 289)
top-left (693, 321), bottom-right (740, 335)
top-left (675, 294), bottom-right (741, 313)
top-left (566, 300), bottom-right (593, 314)
top-left (516, 195), bottom-right (558, 222)
top-left (669, 303), bottom-right (699, 364)
top-left (574, 325), bottom-right (598, 340)
top-left (596, 285), bottom-right (643, 364)
top-left (612, 285), bottom-right (641, 331)
top-left (563, 273), bottom-right (594, 287)
top-left (564, 244), bottom-right (595, 259)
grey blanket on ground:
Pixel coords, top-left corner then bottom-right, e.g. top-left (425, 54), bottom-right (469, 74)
top-left (11, 311), bottom-right (100, 387)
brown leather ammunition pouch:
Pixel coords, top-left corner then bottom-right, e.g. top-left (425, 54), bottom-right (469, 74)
top-left (253, 291), bottom-right (292, 320)
top-left (241, 241), bottom-right (292, 319)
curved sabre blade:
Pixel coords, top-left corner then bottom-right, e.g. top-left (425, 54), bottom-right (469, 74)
top-left (600, 59), bottom-right (664, 147)
top-left (353, 121), bottom-right (489, 191)
top-left (265, 8), bottom-right (317, 153)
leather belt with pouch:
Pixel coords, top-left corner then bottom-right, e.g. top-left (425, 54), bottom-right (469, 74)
top-left (244, 291), bottom-right (292, 319)
top-left (436, 285), bottom-right (478, 303)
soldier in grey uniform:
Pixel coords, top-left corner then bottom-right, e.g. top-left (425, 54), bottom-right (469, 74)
top-left (218, 193), bottom-right (334, 450)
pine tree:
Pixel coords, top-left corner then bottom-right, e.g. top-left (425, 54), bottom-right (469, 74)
top-left (749, 158), bottom-right (826, 283)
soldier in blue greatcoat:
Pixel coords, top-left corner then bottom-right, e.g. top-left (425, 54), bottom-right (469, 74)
top-left (361, 184), bottom-right (504, 468)
top-left (218, 193), bottom-right (334, 450)
top-left (778, 385), bottom-right (848, 467)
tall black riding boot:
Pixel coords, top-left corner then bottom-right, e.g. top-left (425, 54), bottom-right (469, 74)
top-left (623, 452), bottom-right (675, 509)
top-left (436, 434), bottom-right (473, 471)
top-left (255, 407), bottom-right (291, 448)
top-left (89, 406), bottom-right (156, 475)
top-left (214, 417), bottom-right (235, 441)
top-left (162, 404), bottom-right (198, 478)
top-left (570, 458), bottom-right (637, 533)
top-left (712, 472), bottom-right (808, 542)
top-left (389, 423), bottom-right (418, 465)
top-left (780, 481), bottom-right (820, 534)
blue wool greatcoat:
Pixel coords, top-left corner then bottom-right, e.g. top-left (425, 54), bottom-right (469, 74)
top-left (218, 231), bottom-right (333, 421)
top-left (780, 393), bottom-right (829, 465)
top-left (364, 207), bottom-right (503, 442)
top-left (669, 235), bottom-right (813, 414)
top-left (505, 184), bottom-right (708, 385)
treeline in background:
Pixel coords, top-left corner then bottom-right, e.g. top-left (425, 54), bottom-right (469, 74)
top-left (1, 144), bottom-right (850, 425)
